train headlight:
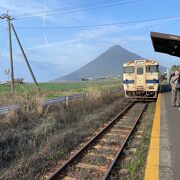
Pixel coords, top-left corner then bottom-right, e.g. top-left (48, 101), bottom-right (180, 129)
top-left (149, 86), bottom-right (154, 89)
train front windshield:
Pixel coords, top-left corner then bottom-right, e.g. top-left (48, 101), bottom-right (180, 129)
top-left (137, 68), bottom-right (144, 75)
top-left (123, 66), bottom-right (134, 73)
top-left (146, 65), bottom-right (159, 72)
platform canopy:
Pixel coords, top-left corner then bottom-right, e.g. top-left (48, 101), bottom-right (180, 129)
top-left (151, 32), bottom-right (180, 57)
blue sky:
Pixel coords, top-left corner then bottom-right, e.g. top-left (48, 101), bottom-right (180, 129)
top-left (0, 0), bottom-right (180, 82)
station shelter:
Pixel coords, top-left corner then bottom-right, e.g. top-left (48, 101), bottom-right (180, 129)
top-left (145, 32), bottom-right (180, 180)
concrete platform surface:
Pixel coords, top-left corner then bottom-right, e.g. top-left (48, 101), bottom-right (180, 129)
top-left (145, 86), bottom-right (180, 180)
top-left (161, 90), bottom-right (180, 180)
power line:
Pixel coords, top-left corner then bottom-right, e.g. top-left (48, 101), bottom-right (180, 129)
top-left (17, 0), bottom-right (140, 20)
top-left (14, 15), bottom-right (180, 30)
top-left (16, 0), bottom-right (141, 20)
top-left (14, 0), bottom-right (125, 17)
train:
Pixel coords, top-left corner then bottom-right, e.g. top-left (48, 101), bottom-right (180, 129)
top-left (123, 59), bottom-right (160, 99)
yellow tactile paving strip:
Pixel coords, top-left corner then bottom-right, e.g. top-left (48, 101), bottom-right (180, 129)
top-left (144, 94), bottom-right (161, 180)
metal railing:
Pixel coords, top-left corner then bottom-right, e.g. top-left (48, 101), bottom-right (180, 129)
top-left (0, 87), bottom-right (122, 115)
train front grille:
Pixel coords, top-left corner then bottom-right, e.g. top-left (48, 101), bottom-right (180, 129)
top-left (136, 86), bottom-right (144, 91)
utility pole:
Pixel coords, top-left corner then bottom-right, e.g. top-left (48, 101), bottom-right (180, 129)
top-left (0, 13), bottom-right (15, 93)
top-left (11, 23), bottom-right (40, 91)
top-left (0, 13), bottom-right (40, 93)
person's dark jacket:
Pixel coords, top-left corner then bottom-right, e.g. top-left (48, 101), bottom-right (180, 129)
top-left (178, 74), bottom-right (180, 83)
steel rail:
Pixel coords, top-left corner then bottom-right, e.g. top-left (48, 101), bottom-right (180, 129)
top-left (48, 102), bottom-right (135, 180)
top-left (102, 103), bottom-right (147, 180)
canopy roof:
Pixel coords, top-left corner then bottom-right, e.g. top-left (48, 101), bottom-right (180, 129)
top-left (151, 32), bottom-right (180, 57)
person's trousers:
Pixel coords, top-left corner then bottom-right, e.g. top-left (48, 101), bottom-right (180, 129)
top-left (172, 89), bottom-right (180, 106)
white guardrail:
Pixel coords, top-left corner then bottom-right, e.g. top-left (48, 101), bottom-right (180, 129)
top-left (0, 87), bottom-right (121, 115)
top-left (0, 94), bottom-right (85, 115)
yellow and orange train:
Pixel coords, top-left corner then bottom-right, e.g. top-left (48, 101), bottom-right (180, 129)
top-left (123, 59), bottom-right (160, 99)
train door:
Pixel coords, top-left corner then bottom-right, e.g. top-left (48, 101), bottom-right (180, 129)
top-left (135, 66), bottom-right (146, 91)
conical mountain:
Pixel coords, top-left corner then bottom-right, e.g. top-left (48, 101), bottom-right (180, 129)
top-left (56, 45), bottom-right (142, 81)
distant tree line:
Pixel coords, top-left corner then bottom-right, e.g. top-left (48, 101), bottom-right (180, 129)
top-left (5, 78), bottom-right (24, 85)
top-left (15, 78), bottom-right (24, 84)
top-left (171, 65), bottom-right (180, 72)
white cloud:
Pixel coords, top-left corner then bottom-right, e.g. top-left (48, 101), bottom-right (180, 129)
top-left (0, 0), bottom-right (86, 25)
top-left (23, 23), bottom-right (150, 69)
top-left (78, 25), bottom-right (119, 39)
top-left (26, 38), bottom-right (82, 50)
top-left (0, 0), bottom-right (180, 81)
top-left (0, 0), bottom-right (44, 15)
top-left (101, 35), bottom-right (148, 46)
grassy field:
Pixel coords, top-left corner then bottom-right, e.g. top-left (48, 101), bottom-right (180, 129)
top-left (0, 91), bottom-right (128, 179)
top-left (0, 80), bottom-right (122, 99)
top-left (0, 79), bottom-right (126, 179)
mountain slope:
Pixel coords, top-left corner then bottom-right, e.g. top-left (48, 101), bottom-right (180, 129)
top-left (55, 45), bottom-right (166, 81)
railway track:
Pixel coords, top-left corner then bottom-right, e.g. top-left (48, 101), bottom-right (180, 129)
top-left (48, 102), bottom-right (147, 180)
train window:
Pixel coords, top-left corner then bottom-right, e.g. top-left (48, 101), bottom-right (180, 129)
top-left (137, 68), bottom-right (143, 75)
top-left (146, 65), bottom-right (159, 73)
top-left (123, 66), bottom-right (134, 73)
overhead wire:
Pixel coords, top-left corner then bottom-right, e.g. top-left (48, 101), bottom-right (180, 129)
top-left (15, 0), bottom-right (141, 20)
top-left (14, 15), bottom-right (180, 30)
top-left (14, 0), bottom-right (125, 17)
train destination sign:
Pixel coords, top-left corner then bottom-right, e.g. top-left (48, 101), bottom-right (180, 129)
top-left (151, 31), bottom-right (180, 58)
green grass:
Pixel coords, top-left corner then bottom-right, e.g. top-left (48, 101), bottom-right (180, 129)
top-left (127, 102), bottom-right (155, 180)
top-left (0, 80), bottom-right (122, 99)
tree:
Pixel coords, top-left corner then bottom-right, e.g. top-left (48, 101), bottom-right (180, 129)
top-left (15, 78), bottom-right (24, 84)
top-left (171, 65), bottom-right (180, 72)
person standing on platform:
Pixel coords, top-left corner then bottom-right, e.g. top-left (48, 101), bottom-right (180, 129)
top-left (170, 70), bottom-right (180, 107)
top-left (169, 72), bottom-right (175, 84)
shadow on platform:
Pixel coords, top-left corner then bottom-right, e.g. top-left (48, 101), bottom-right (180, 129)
top-left (159, 84), bottom-right (171, 93)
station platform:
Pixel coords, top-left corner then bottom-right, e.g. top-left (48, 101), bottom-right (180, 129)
top-left (145, 85), bottom-right (180, 180)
